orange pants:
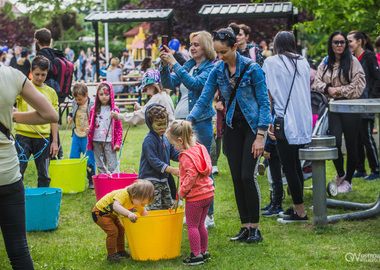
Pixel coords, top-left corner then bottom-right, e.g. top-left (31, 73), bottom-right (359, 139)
top-left (92, 207), bottom-right (125, 255)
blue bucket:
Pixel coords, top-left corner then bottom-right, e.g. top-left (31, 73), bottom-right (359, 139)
top-left (25, 187), bottom-right (62, 231)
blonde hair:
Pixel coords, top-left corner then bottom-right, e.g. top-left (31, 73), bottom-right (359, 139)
top-left (127, 180), bottom-right (155, 204)
top-left (189, 31), bottom-right (216, 61)
top-left (108, 57), bottom-right (120, 71)
top-left (166, 120), bottom-right (195, 149)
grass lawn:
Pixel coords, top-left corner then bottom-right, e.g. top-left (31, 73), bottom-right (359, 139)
top-left (1, 122), bottom-right (380, 269)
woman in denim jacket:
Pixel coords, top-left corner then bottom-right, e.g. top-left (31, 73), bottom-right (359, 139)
top-left (187, 27), bottom-right (270, 244)
top-left (160, 31), bottom-right (217, 227)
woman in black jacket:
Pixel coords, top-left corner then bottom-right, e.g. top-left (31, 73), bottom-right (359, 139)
top-left (348, 30), bottom-right (380, 181)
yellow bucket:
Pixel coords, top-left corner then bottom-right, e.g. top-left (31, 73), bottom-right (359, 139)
top-left (122, 208), bottom-right (184, 261)
top-left (49, 158), bottom-right (88, 193)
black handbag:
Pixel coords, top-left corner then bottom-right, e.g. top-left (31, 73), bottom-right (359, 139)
top-left (221, 62), bottom-right (253, 134)
top-left (274, 61), bottom-right (297, 141)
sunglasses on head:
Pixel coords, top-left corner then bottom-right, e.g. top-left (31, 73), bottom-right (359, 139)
top-left (213, 31), bottom-right (236, 42)
top-left (332, 40), bottom-right (347, 46)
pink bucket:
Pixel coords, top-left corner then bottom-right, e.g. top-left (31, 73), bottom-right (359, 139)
top-left (93, 169), bottom-right (138, 201)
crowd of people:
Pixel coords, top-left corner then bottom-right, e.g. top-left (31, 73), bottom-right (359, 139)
top-left (1, 24), bottom-right (380, 269)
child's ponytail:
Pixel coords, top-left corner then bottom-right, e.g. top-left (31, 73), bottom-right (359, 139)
top-left (167, 120), bottom-right (195, 149)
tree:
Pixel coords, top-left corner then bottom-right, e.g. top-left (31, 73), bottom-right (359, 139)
top-left (17, 0), bottom-right (97, 40)
top-left (46, 11), bottom-right (85, 41)
top-left (0, 8), bottom-right (35, 47)
top-left (293, 0), bottom-right (380, 59)
top-left (121, 0), bottom-right (308, 45)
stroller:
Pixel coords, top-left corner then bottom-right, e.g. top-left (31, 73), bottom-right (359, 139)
top-left (300, 91), bottom-right (338, 196)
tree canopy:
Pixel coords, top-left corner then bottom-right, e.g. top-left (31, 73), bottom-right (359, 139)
top-left (0, 6), bottom-right (35, 47)
top-left (293, 0), bottom-right (380, 58)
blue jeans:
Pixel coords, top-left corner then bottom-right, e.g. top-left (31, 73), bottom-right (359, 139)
top-left (69, 133), bottom-right (96, 171)
top-left (193, 117), bottom-right (215, 215)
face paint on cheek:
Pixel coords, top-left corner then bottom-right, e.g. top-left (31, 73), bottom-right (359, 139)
top-left (152, 119), bottom-right (168, 132)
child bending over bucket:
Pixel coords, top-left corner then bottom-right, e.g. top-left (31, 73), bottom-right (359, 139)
top-left (138, 104), bottom-right (180, 210)
top-left (92, 179), bottom-right (155, 262)
top-left (86, 82), bottom-right (123, 174)
top-left (166, 120), bottom-right (215, 266)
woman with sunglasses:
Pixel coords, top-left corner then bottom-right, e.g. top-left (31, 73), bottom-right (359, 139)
top-left (159, 31), bottom-right (217, 228)
top-left (263, 31), bottom-right (312, 223)
top-left (187, 27), bottom-right (270, 244)
top-left (314, 31), bottom-right (365, 193)
top-left (347, 31), bottom-right (380, 181)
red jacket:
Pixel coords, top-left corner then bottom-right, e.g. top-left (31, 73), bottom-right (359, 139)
top-left (87, 81), bottom-right (123, 151)
top-left (179, 143), bottom-right (214, 202)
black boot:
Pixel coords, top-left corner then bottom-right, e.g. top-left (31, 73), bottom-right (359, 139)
top-left (87, 164), bottom-right (95, 189)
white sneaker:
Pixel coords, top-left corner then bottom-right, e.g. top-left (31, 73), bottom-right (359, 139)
top-left (205, 215), bottom-right (215, 228)
top-left (183, 216), bottom-right (186, 224)
top-left (337, 180), bottom-right (352, 193)
top-left (212, 166), bottom-right (219, 174)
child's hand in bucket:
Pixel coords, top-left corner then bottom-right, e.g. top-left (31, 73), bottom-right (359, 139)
top-left (128, 213), bottom-right (138, 223)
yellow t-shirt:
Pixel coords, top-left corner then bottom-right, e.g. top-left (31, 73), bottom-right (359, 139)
top-left (0, 66), bottom-right (26, 186)
top-left (74, 104), bottom-right (89, 137)
top-left (95, 187), bottom-right (145, 218)
top-left (14, 82), bottom-right (58, 138)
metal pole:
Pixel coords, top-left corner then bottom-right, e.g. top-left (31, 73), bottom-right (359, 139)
top-left (93, 21), bottom-right (100, 82)
top-left (104, 0), bottom-right (109, 64)
top-left (312, 160), bottom-right (328, 225)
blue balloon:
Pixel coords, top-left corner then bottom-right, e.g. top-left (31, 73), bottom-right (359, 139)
top-left (2, 46), bottom-right (8, 52)
top-left (168, 39), bottom-right (180, 51)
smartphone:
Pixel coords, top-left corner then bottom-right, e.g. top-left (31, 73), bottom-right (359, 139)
top-left (161, 35), bottom-right (169, 51)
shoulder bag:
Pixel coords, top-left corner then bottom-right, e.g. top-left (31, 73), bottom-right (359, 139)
top-left (221, 61), bottom-right (253, 134)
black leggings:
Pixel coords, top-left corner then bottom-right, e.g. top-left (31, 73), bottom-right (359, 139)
top-left (329, 112), bottom-right (360, 183)
top-left (223, 122), bottom-right (260, 224)
top-left (0, 180), bottom-right (34, 269)
top-left (276, 139), bottom-right (305, 205)
top-left (357, 118), bottom-right (379, 174)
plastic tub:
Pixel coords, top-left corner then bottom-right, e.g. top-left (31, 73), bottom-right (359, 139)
top-left (49, 158), bottom-right (88, 193)
top-left (122, 208), bottom-right (184, 261)
top-left (93, 169), bottom-right (138, 201)
top-left (25, 187), bottom-right (62, 231)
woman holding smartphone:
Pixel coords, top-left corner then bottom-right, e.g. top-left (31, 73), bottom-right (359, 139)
top-left (159, 31), bottom-right (216, 228)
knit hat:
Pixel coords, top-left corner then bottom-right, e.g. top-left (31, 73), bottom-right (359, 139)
top-left (139, 70), bottom-right (160, 91)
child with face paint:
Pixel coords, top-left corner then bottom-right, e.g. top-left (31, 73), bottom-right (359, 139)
top-left (166, 120), bottom-right (214, 265)
top-left (86, 82), bottom-right (123, 174)
top-left (138, 104), bottom-right (180, 210)
top-left (110, 70), bottom-right (175, 126)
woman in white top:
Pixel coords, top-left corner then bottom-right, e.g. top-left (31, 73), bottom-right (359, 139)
top-left (263, 31), bottom-right (312, 224)
top-left (0, 66), bottom-right (58, 269)
top-left (110, 70), bottom-right (174, 125)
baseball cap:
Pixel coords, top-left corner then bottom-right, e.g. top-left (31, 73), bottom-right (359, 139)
top-left (123, 48), bottom-right (129, 52)
top-left (139, 70), bottom-right (160, 91)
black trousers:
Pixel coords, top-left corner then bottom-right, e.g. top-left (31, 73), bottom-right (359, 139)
top-left (276, 139), bottom-right (305, 205)
top-left (329, 112), bottom-right (360, 183)
top-left (268, 146), bottom-right (283, 207)
top-left (223, 122), bottom-right (260, 224)
top-left (15, 134), bottom-right (51, 187)
top-left (357, 118), bottom-right (379, 174)
top-left (0, 180), bottom-right (34, 269)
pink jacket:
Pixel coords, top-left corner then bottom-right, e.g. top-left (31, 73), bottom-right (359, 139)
top-left (178, 143), bottom-right (214, 202)
top-left (87, 81), bottom-right (123, 151)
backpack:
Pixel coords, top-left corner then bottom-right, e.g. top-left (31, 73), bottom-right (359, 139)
top-left (45, 49), bottom-right (74, 98)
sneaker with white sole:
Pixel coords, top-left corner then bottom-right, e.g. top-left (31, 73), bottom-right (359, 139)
top-left (205, 215), bottom-right (215, 228)
top-left (183, 253), bottom-right (204, 265)
top-left (212, 166), bottom-right (219, 174)
top-left (337, 180), bottom-right (352, 193)
top-left (277, 211), bottom-right (308, 224)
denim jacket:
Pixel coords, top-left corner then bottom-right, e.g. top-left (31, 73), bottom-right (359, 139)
top-left (188, 52), bottom-right (270, 134)
top-left (160, 58), bottom-right (215, 122)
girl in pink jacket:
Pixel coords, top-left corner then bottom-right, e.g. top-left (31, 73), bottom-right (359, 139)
top-left (86, 81), bottom-right (123, 174)
top-left (167, 120), bottom-right (214, 266)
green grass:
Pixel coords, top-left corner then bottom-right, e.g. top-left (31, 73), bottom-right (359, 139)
top-left (1, 122), bottom-right (380, 269)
